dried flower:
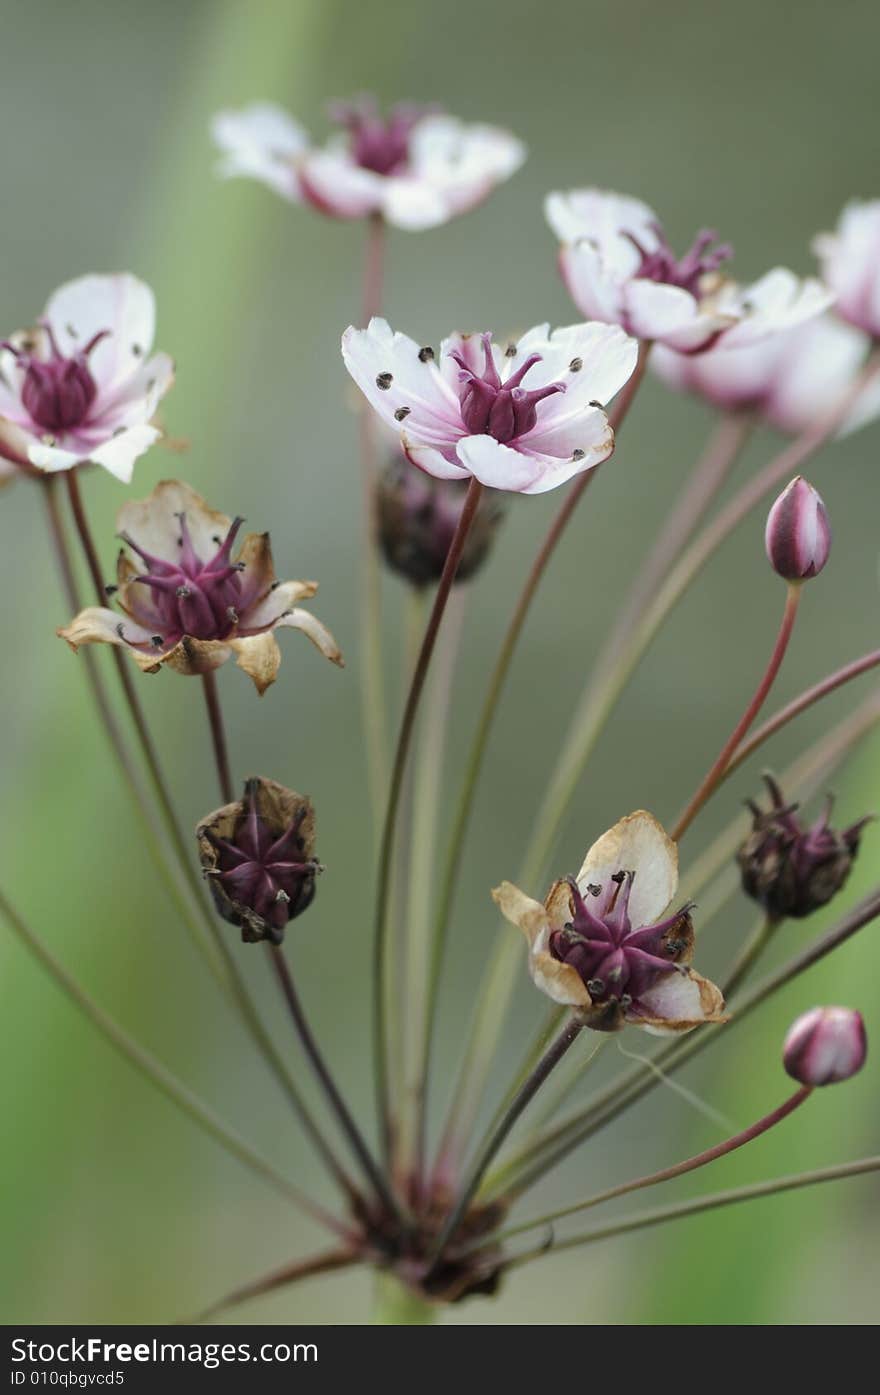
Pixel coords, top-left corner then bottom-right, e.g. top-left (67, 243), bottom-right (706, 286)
top-left (376, 458), bottom-right (504, 587)
top-left (342, 318), bottom-right (638, 494)
top-left (197, 777), bottom-right (320, 944)
top-left (783, 1006), bottom-right (867, 1086)
top-left (212, 98), bottom-right (525, 231)
top-left (764, 478), bottom-right (831, 581)
top-left (545, 189), bottom-right (831, 352)
top-left (652, 311), bottom-right (880, 437)
top-left (0, 274), bottom-right (174, 481)
top-left (495, 810), bottom-right (725, 1033)
top-left (738, 774), bottom-right (870, 920)
top-left (813, 200), bottom-right (880, 338)
top-left (57, 480), bottom-right (342, 693)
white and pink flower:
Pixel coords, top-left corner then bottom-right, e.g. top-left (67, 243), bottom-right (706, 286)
top-left (0, 274), bottom-right (174, 483)
top-left (545, 188), bottom-right (831, 352)
top-left (212, 98), bottom-right (525, 231)
top-left (652, 311), bottom-right (880, 437)
top-left (813, 200), bottom-right (880, 338)
top-left (494, 810), bottom-right (726, 1034)
top-left (341, 317), bottom-right (638, 494)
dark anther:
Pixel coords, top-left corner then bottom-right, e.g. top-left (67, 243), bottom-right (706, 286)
top-left (394, 406), bottom-right (411, 421)
top-left (504, 342), bottom-right (518, 357)
top-left (376, 371), bottom-right (393, 389)
top-left (589, 398), bottom-right (602, 408)
top-left (569, 357), bottom-right (583, 372)
top-left (586, 883), bottom-right (601, 897)
top-left (587, 978), bottom-right (605, 997)
top-left (571, 449), bottom-right (585, 461)
top-left (418, 346), bottom-right (434, 362)
top-left (176, 585), bottom-right (191, 598)
top-left (151, 635), bottom-right (164, 648)
top-left (611, 870), bottom-right (627, 884)
top-left (104, 584), bottom-right (118, 596)
top-left (665, 937), bottom-right (687, 956)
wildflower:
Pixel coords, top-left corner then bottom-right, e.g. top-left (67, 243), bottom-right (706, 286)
top-left (813, 200), bottom-right (880, 338)
top-left (57, 479), bottom-right (342, 693)
top-left (212, 98), bottom-right (525, 230)
top-left (375, 457), bottom-right (504, 587)
top-left (783, 1006), bottom-right (867, 1086)
top-left (197, 777), bottom-right (319, 944)
top-left (342, 318), bottom-right (638, 494)
top-left (545, 188), bottom-right (831, 351)
top-left (0, 274), bottom-right (173, 481)
top-left (738, 774), bottom-right (870, 920)
top-left (494, 810), bottom-right (725, 1033)
top-left (764, 478), bottom-right (831, 582)
top-left (652, 311), bottom-right (880, 436)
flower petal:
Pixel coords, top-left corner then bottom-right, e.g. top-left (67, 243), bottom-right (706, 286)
top-left (492, 880), bottom-right (550, 946)
top-left (557, 241), bottom-right (627, 324)
top-left (576, 810), bottom-right (678, 926)
top-left (456, 432), bottom-right (609, 495)
top-left (622, 279), bottom-right (733, 350)
top-left (274, 607), bottom-right (344, 666)
top-left (342, 318), bottom-right (463, 446)
top-left (229, 633), bottom-right (282, 695)
top-left (83, 424), bottom-right (163, 483)
top-left (239, 577), bottom-right (318, 632)
top-left (45, 274), bottom-right (158, 394)
top-left (629, 968), bottom-right (726, 1035)
top-left (298, 150), bottom-right (383, 218)
top-left (116, 480), bottom-right (231, 563)
top-left (403, 435), bottom-right (470, 480)
top-left (211, 102), bottom-right (308, 201)
top-left (718, 268), bottom-right (834, 349)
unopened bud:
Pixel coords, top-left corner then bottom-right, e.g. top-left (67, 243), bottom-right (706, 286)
top-left (196, 776), bottom-right (320, 944)
top-left (764, 477), bottom-right (831, 581)
top-left (376, 458), bottom-right (504, 588)
top-left (783, 1006), bottom-right (867, 1086)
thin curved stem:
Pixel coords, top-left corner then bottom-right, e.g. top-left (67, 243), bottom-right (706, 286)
top-left (372, 478), bottom-right (484, 1167)
top-left (502, 1154), bottom-right (880, 1273)
top-left (0, 886), bottom-right (344, 1236)
top-left (723, 648), bottom-right (880, 780)
top-left (482, 1085), bottom-right (810, 1250)
top-left (722, 914), bottom-right (780, 999)
top-left (429, 1016), bottom-right (583, 1266)
top-left (359, 213), bottom-right (389, 834)
top-left (271, 946), bottom-right (404, 1226)
top-left (64, 470), bottom-right (207, 915)
top-left (201, 670), bottom-right (234, 803)
top-left (671, 581), bottom-right (803, 841)
top-left (194, 1248), bottom-right (361, 1323)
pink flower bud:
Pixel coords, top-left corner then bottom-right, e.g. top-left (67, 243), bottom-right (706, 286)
top-left (783, 1006), bottom-right (867, 1086)
top-left (764, 477), bottom-right (831, 581)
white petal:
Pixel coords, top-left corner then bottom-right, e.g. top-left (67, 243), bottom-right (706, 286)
top-left (558, 242), bottom-right (627, 324)
top-left (211, 102), bottom-right (308, 201)
top-left (342, 318), bottom-right (463, 447)
top-left (518, 406), bottom-right (614, 476)
top-left (633, 969), bottom-right (725, 1034)
top-left (813, 200), bottom-right (880, 336)
top-left (85, 424), bottom-right (162, 483)
top-left (298, 150), bottom-right (383, 218)
top-left (545, 188), bottom-right (657, 275)
top-left (622, 279), bottom-right (732, 349)
top-left (577, 810), bottom-right (678, 926)
top-left (403, 436), bottom-right (470, 480)
top-left (380, 177), bottom-right (451, 230)
top-left (117, 480), bottom-right (231, 559)
top-left (45, 274), bottom-right (158, 393)
top-left (512, 321), bottom-right (639, 411)
top-left (455, 435), bottom-right (539, 491)
top-left (275, 607), bottom-right (344, 665)
top-left (719, 268), bottom-right (834, 348)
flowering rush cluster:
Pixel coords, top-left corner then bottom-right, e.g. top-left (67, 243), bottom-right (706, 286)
top-left (3, 93), bottom-right (880, 1327)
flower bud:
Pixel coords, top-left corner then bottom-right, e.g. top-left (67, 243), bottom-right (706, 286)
top-left (376, 458), bottom-right (504, 589)
top-left (197, 776), bottom-right (320, 944)
top-left (783, 1006), bottom-right (867, 1086)
top-left (737, 774), bottom-right (871, 920)
top-left (764, 477), bottom-right (831, 581)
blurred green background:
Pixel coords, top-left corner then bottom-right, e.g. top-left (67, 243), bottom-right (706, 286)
top-left (1, 0), bottom-right (878, 1325)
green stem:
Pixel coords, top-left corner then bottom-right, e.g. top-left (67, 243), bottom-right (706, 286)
top-left (0, 886), bottom-right (345, 1235)
top-left (372, 1272), bottom-right (438, 1324)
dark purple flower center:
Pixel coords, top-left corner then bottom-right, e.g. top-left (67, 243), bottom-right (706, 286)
top-left (549, 870), bottom-right (690, 1005)
top-left (2, 321), bottom-right (109, 433)
top-left (329, 98), bottom-right (435, 175)
top-left (626, 223), bottom-right (732, 296)
top-left (207, 787), bottom-right (317, 936)
top-left (747, 777), bottom-right (869, 890)
top-left (125, 512), bottom-right (246, 645)
top-left (449, 333), bottom-right (566, 443)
